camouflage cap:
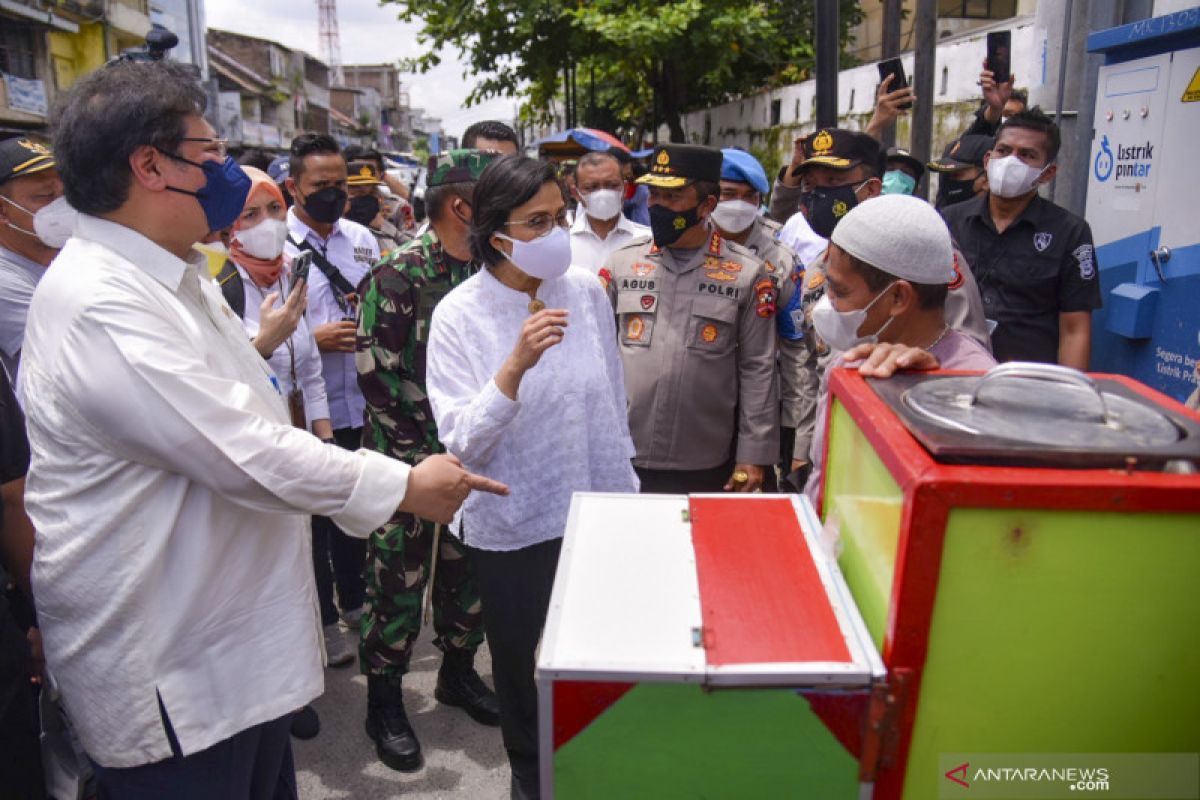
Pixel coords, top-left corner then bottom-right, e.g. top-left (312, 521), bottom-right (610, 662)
top-left (426, 149), bottom-right (499, 188)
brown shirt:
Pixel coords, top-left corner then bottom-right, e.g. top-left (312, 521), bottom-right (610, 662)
top-left (603, 230), bottom-right (779, 470)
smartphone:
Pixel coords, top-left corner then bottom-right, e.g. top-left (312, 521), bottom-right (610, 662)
top-left (877, 58), bottom-right (913, 110)
top-left (987, 31), bottom-right (1012, 85)
top-left (291, 250), bottom-right (312, 284)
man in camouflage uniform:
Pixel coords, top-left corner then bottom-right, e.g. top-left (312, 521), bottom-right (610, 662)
top-left (710, 148), bottom-right (817, 491)
top-left (355, 149), bottom-right (500, 773)
top-left (603, 143), bottom-right (779, 494)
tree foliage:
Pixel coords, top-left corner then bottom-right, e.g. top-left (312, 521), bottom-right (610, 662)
top-left (383, 0), bottom-right (863, 141)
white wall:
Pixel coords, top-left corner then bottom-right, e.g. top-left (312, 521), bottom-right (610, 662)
top-left (679, 17), bottom-right (1037, 165)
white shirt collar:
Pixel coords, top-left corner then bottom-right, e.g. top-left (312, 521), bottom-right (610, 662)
top-left (287, 206), bottom-right (348, 247)
top-left (75, 213), bottom-right (189, 292)
top-left (570, 210), bottom-right (638, 239)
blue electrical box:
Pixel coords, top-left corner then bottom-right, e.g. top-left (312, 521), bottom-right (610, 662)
top-left (1085, 9), bottom-right (1200, 402)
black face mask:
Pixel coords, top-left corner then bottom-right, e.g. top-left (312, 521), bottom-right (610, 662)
top-left (936, 176), bottom-right (979, 210)
top-left (346, 194), bottom-right (381, 227)
top-left (799, 183), bottom-right (861, 239)
top-left (648, 203), bottom-right (702, 247)
top-left (299, 186), bottom-right (347, 225)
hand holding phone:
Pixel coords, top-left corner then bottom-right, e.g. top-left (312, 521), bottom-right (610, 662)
top-left (986, 31), bottom-right (1012, 85)
top-left (877, 59), bottom-right (913, 111)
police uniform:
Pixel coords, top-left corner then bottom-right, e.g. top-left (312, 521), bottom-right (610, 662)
top-left (942, 193), bottom-right (1100, 364)
top-left (354, 149), bottom-right (501, 767)
top-left (347, 162), bottom-right (412, 258)
top-left (602, 144), bottom-right (779, 493)
top-left (717, 149), bottom-right (820, 484)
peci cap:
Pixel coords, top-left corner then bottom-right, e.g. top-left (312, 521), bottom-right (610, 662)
top-left (720, 148), bottom-right (770, 195)
top-left (427, 149), bottom-right (499, 187)
top-left (0, 137), bottom-right (55, 186)
top-left (927, 134), bottom-right (993, 172)
top-left (885, 147), bottom-right (925, 182)
top-left (637, 144), bottom-right (722, 188)
top-left (830, 194), bottom-right (956, 285)
top-left (347, 161), bottom-right (384, 187)
top-left (796, 129), bottom-right (883, 175)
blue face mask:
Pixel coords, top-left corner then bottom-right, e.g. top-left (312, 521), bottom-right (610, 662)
top-left (159, 151), bottom-right (252, 231)
top-left (882, 169), bottom-right (917, 196)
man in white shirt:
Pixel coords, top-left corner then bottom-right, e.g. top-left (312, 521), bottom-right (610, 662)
top-left (567, 150), bottom-right (650, 274)
top-left (22, 59), bottom-right (503, 798)
top-left (284, 133), bottom-right (381, 661)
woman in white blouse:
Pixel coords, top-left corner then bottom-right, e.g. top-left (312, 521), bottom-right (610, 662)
top-left (426, 155), bottom-right (638, 798)
top-left (221, 166), bottom-right (338, 739)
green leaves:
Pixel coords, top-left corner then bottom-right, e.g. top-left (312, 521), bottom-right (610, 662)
top-left (381, 0), bottom-right (862, 136)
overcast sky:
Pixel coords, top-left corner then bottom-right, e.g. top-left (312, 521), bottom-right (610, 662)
top-left (203, 0), bottom-right (518, 138)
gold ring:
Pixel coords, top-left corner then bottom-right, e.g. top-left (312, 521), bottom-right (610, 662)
top-left (732, 470), bottom-right (750, 484)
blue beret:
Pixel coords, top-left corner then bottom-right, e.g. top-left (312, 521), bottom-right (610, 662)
top-left (720, 148), bottom-right (769, 195)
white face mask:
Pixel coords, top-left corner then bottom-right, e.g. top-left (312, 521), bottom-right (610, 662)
top-left (709, 199), bottom-right (760, 234)
top-left (582, 189), bottom-right (622, 222)
top-left (234, 217), bottom-right (289, 260)
top-left (986, 153), bottom-right (1048, 199)
top-left (2, 193), bottom-right (73, 248)
top-left (810, 285), bottom-right (896, 352)
top-left (32, 196), bottom-right (77, 249)
top-left (495, 226), bottom-right (573, 281)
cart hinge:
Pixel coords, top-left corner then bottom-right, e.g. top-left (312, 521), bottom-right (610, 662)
top-left (859, 668), bottom-right (913, 784)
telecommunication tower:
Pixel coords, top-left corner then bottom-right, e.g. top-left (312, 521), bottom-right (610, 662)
top-left (317, 0), bottom-right (344, 85)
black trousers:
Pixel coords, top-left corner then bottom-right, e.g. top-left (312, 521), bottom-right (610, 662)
top-left (635, 458), bottom-right (735, 495)
top-left (0, 601), bottom-right (44, 800)
top-left (467, 537), bottom-right (563, 799)
top-left (91, 703), bottom-right (295, 800)
top-left (311, 426), bottom-right (369, 624)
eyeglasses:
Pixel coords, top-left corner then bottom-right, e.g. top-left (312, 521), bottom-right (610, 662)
top-left (505, 209), bottom-right (571, 237)
top-left (180, 137), bottom-right (229, 158)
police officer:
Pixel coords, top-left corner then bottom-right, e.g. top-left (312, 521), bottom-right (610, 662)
top-left (355, 149), bottom-right (501, 773)
top-left (604, 143), bottom-right (778, 494)
top-left (928, 134), bottom-right (992, 211)
top-left (711, 148), bottom-right (814, 491)
top-left (941, 109), bottom-right (1100, 368)
top-left (345, 161), bottom-right (410, 257)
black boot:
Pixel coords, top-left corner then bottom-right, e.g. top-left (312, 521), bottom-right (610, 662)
top-left (365, 675), bottom-right (423, 772)
top-left (435, 649), bottom-right (501, 727)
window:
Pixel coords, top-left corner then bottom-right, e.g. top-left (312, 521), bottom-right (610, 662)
top-left (794, 98), bottom-right (801, 121)
top-left (938, 0), bottom-right (1017, 18)
top-left (940, 66), bottom-right (949, 96)
top-left (849, 89), bottom-right (856, 110)
top-left (770, 99), bottom-right (781, 126)
top-left (0, 25), bottom-right (38, 79)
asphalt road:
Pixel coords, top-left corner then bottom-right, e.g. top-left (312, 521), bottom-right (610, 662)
top-left (294, 637), bottom-right (509, 799)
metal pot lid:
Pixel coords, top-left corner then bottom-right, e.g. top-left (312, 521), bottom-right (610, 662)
top-left (901, 363), bottom-right (1183, 451)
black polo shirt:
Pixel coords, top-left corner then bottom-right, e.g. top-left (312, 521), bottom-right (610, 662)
top-left (942, 193), bottom-right (1101, 364)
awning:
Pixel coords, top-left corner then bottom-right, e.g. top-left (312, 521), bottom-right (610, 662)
top-left (329, 106), bottom-right (356, 129)
top-left (534, 127), bottom-right (630, 158)
top-left (0, 0), bottom-right (79, 33)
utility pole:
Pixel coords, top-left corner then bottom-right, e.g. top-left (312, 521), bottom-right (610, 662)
top-left (880, 0), bottom-right (904, 148)
top-left (910, 0), bottom-right (937, 199)
top-left (814, 0), bottom-right (839, 129)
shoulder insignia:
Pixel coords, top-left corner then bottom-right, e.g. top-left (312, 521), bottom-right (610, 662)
top-left (754, 278), bottom-right (778, 318)
top-left (948, 252), bottom-right (965, 291)
top-left (707, 231), bottom-right (723, 256)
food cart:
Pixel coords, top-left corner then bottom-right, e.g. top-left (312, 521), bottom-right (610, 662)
top-left (536, 364), bottom-right (1200, 798)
